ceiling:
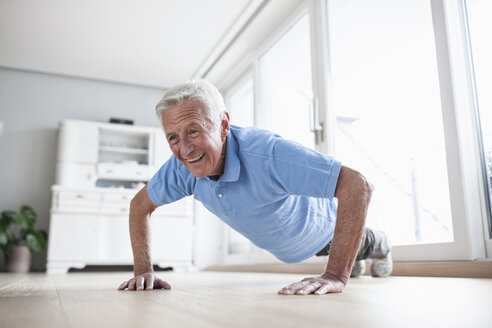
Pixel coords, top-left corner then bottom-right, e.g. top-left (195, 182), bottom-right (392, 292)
top-left (0, 0), bottom-right (258, 88)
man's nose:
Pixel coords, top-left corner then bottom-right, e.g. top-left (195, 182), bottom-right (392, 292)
top-left (181, 137), bottom-right (195, 155)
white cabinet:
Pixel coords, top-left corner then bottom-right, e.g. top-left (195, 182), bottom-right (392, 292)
top-left (47, 120), bottom-right (193, 273)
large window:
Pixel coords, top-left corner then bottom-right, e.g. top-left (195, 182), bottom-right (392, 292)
top-left (327, 0), bottom-right (453, 245)
top-left (219, 0), bottom-right (490, 262)
top-left (466, 0), bottom-right (492, 237)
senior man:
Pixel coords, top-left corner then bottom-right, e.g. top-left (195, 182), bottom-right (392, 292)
top-left (118, 80), bottom-right (392, 295)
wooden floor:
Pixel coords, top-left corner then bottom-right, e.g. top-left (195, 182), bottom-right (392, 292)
top-left (1, 271), bottom-right (491, 328)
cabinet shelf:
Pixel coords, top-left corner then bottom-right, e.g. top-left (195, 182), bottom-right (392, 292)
top-left (99, 146), bottom-right (149, 155)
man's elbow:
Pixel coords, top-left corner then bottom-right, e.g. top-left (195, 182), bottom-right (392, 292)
top-left (336, 166), bottom-right (374, 201)
top-left (130, 188), bottom-right (156, 217)
top-left (363, 175), bottom-right (374, 197)
top-left (353, 171), bottom-right (373, 203)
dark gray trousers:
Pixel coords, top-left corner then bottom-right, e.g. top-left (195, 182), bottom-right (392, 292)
top-left (315, 227), bottom-right (390, 260)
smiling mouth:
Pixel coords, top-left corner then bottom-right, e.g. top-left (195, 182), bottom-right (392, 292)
top-left (185, 153), bottom-right (205, 163)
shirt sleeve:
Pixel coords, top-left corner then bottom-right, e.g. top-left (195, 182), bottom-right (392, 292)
top-left (268, 138), bottom-right (342, 199)
top-left (146, 155), bottom-right (196, 206)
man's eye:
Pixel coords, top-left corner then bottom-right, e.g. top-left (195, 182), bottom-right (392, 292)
top-left (169, 135), bottom-right (177, 142)
top-left (190, 130), bottom-right (199, 135)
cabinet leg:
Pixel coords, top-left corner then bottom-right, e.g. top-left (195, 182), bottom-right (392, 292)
top-left (156, 262), bottom-right (195, 273)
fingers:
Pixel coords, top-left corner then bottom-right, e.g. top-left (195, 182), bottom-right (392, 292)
top-left (296, 282), bottom-right (321, 295)
top-left (145, 275), bottom-right (155, 290)
top-left (279, 282), bottom-right (321, 295)
top-left (278, 280), bottom-right (311, 295)
top-left (136, 276), bottom-right (145, 291)
top-left (278, 276), bottom-right (344, 295)
top-left (117, 281), bottom-right (129, 291)
top-left (128, 279), bottom-right (137, 291)
top-left (118, 275), bottom-right (171, 291)
top-left (314, 284), bottom-right (332, 295)
top-left (155, 277), bottom-right (171, 290)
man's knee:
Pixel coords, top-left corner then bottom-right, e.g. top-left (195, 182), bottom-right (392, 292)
top-left (357, 228), bottom-right (391, 260)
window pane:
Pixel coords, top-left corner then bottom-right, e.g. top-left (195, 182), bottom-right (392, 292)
top-left (227, 76), bottom-right (255, 127)
top-left (259, 14), bottom-right (314, 149)
top-left (466, 0), bottom-right (492, 237)
top-left (328, 0), bottom-right (453, 245)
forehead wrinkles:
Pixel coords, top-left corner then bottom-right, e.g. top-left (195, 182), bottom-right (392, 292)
top-left (169, 110), bottom-right (203, 126)
top-left (163, 108), bottom-right (213, 137)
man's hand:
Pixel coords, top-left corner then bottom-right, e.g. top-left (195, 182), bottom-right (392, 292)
top-left (117, 271), bottom-right (171, 291)
top-left (277, 273), bottom-right (345, 295)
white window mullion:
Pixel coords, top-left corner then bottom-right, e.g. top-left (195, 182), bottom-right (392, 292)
top-left (441, 0), bottom-right (490, 259)
top-left (464, 0), bottom-right (492, 258)
top-left (431, 0), bottom-right (486, 260)
top-left (309, 0), bottom-right (336, 156)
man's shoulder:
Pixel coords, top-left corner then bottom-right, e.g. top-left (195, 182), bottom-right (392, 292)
top-left (230, 125), bottom-right (281, 157)
top-left (230, 125), bottom-right (278, 139)
top-left (230, 125), bottom-right (317, 160)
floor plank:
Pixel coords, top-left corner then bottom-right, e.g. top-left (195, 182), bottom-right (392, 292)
top-left (0, 274), bottom-right (69, 328)
top-left (0, 272), bottom-right (491, 328)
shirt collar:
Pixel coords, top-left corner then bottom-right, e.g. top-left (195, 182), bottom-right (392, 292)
top-left (216, 128), bottom-right (240, 183)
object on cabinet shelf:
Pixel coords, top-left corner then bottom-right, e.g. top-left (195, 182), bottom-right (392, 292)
top-left (109, 117), bottom-right (134, 125)
top-left (47, 119), bottom-right (194, 273)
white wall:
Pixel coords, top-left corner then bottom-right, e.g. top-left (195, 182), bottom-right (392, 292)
top-left (0, 67), bottom-right (165, 271)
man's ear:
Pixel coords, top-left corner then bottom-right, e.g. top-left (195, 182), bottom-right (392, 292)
top-left (221, 112), bottom-right (230, 140)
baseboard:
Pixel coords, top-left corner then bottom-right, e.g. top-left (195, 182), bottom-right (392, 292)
top-left (205, 260), bottom-right (492, 278)
top-left (390, 261), bottom-right (492, 278)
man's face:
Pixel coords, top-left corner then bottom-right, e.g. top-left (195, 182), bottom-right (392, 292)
top-left (162, 99), bottom-right (229, 178)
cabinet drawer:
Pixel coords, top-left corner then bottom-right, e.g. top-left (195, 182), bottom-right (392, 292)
top-left (59, 191), bottom-right (101, 202)
top-left (100, 203), bottom-right (130, 214)
top-left (97, 163), bottom-right (150, 180)
top-left (100, 192), bottom-right (134, 214)
top-left (56, 191), bottom-right (101, 212)
top-left (102, 192), bottom-right (135, 202)
top-left (101, 204), bottom-right (130, 216)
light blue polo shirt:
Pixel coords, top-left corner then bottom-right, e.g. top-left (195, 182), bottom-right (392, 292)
top-left (147, 125), bottom-right (341, 263)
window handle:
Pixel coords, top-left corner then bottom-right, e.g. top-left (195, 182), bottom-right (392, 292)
top-left (309, 97), bottom-right (323, 133)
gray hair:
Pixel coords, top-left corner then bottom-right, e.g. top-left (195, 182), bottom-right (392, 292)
top-left (155, 79), bottom-right (226, 128)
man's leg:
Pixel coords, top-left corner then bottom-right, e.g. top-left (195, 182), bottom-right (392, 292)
top-left (351, 227), bottom-right (392, 277)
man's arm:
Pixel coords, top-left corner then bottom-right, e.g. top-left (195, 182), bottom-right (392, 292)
top-left (278, 166), bottom-right (373, 295)
top-left (117, 185), bottom-right (171, 291)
